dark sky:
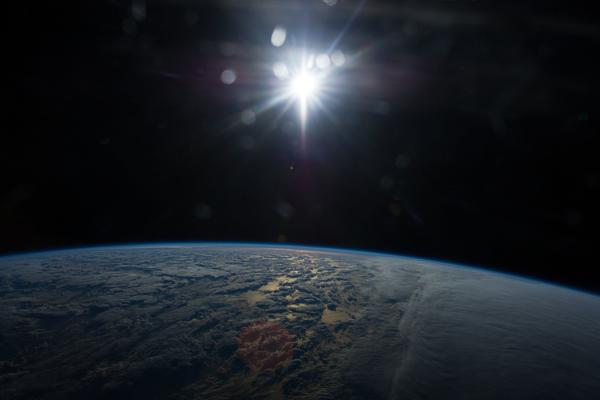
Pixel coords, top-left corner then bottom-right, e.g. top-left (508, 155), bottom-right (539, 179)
top-left (5, 1), bottom-right (600, 291)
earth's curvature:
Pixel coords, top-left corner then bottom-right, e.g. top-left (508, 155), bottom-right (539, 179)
top-left (1, 244), bottom-right (599, 400)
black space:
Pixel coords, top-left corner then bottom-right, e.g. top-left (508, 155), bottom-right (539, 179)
top-left (5, 1), bottom-right (600, 291)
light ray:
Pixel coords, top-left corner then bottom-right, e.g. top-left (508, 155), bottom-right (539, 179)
top-left (326, 0), bottom-right (368, 54)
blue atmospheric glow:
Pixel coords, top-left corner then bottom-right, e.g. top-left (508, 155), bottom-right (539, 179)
top-left (0, 241), bottom-right (597, 298)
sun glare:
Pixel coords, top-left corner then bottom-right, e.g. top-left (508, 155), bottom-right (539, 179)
top-left (290, 72), bottom-right (319, 99)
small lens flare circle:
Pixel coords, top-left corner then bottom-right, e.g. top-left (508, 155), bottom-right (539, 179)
top-left (289, 73), bottom-right (319, 99)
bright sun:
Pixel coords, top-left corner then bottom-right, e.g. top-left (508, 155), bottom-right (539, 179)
top-left (289, 72), bottom-right (319, 99)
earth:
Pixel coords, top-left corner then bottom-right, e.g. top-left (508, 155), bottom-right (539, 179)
top-left (1, 244), bottom-right (599, 400)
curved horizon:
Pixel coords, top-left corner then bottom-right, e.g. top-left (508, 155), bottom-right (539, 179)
top-left (1, 240), bottom-right (597, 298)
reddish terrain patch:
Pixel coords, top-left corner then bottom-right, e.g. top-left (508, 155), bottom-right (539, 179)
top-left (238, 321), bottom-right (295, 371)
